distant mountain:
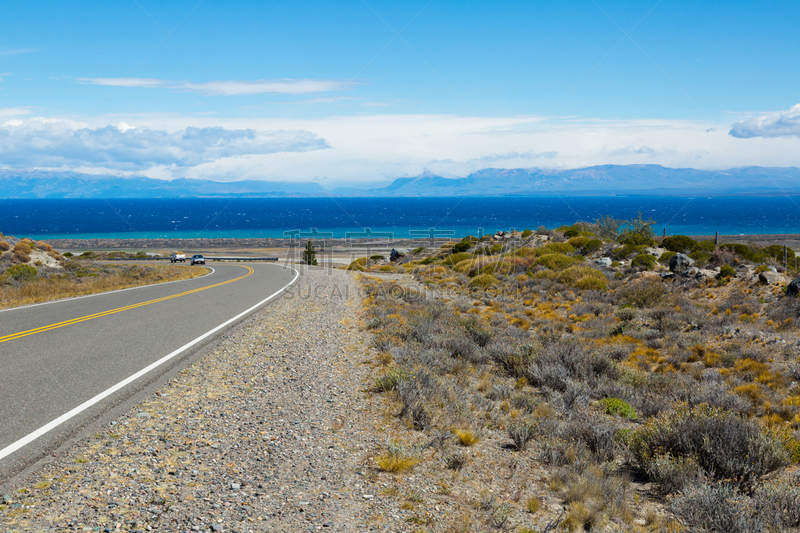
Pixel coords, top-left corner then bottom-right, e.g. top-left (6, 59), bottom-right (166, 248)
top-left (343, 165), bottom-right (800, 196)
top-left (2, 165), bottom-right (800, 198)
top-left (0, 171), bottom-right (326, 198)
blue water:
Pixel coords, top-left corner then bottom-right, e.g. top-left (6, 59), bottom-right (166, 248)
top-left (1, 197), bottom-right (800, 240)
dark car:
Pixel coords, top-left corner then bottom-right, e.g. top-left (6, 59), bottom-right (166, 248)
top-left (191, 254), bottom-right (205, 265)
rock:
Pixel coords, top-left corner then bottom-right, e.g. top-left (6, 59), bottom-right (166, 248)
top-left (389, 249), bottom-right (404, 262)
top-left (2, 494), bottom-right (10, 504)
top-left (594, 258), bottom-right (612, 267)
top-left (787, 278), bottom-right (800, 297)
top-left (210, 525), bottom-right (224, 532)
top-left (696, 269), bottom-right (717, 280)
top-left (687, 267), bottom-right (700, 277)
top-left (230, 482), bottom-right (240, 491)
top-left (759, 271), bottom-right (784, 285)
top-left (769, 266), bottom-right (778, 272)
top-left (669, 253), bottom-right (694, 273)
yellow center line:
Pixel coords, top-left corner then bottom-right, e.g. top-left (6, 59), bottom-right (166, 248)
top-left (0, 266), bottom-right (255, 345)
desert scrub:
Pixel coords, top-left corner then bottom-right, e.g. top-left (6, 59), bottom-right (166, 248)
top-left (629, 404), bottom-right (789, 493)
top-left (2, 263), bottom-right (37, 281)
top-left (0, 263), bottom-right (206, 310)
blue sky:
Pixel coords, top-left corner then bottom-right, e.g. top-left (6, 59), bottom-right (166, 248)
top-left (1, 0), bottom-right (799, 185)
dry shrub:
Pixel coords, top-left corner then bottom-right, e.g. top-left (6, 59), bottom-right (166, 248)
top-left (630, 404), bottom-right (789, 493)
top-left (0, 240), bottom-right (9, 252)
top-left (671, 482), bottom-right (800, 533)
top-left (622, 280), bottom-right (669, 308)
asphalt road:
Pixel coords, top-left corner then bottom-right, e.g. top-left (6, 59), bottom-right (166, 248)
top-left (0, 262), bottom-right (298, 480)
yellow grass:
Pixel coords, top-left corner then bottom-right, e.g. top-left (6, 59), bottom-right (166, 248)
top-left (375, 453), bottom-right (420, 472)
top-left (0, 265), bottom-right (207, 310)
top-left (453, 429), bottom-right (480, 446)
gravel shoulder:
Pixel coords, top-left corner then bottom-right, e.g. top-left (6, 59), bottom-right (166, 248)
top-left (0, 267), bottom-right (398, 533)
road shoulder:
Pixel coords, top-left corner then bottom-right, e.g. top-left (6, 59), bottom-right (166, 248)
top-left (0, 267), bottom-right (390, 532)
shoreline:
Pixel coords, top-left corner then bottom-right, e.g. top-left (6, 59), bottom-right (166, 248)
top-left (38, 233), bottom-right (800, 251)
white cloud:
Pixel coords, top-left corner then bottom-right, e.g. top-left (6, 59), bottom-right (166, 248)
top-left (4, 111), bottom-right (800, 186)
top-left (0, 120), bottom-right (328, 171)
top-left (729, 104), bottom-right (800, 138)
top-left (79, 77), bottom-right (359, 95)
top-left (0, 107), bottom-right (32, 118)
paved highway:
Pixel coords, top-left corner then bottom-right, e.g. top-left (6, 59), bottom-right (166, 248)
top-left (0, 262), bottom-right (298, 479)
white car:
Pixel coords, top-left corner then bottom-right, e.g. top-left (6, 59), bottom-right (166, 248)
top-left (191, 254), bottom-right (205, 265)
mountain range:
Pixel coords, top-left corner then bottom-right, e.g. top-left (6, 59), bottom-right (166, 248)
top-left (2, 165), bottom-right (800, 198)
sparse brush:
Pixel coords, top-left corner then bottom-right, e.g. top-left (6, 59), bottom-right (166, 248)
top-left (508, 420), bottom-right (536, 451)
top-left (445, 451), bottom-right (468, 471)
top-left (526, 496), bottom-right (540, 514)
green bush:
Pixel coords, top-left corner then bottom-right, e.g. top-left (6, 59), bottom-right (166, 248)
top-left (618, 233), bottom-right (655, 246)
top-left (369, 254), bottom-right (385, 261)
top-left (541, 242), bottom-right (575, 255)
top-left (762, 244), bottom-right (796, 264)
top-left (631, 253), bottom-right (656, 270)
top-left (533, 253), bottom-right (579, 271)
top-left (581, 239), bottom-right (603, 255)
top-left (563, 226), bottom-right (581, 238)
top-left (658, 251), bottom-right (677, 265)
top-left (469, 274), bottom-right (499, 288)
top-left (630, 404), bottom-right (789, 493)
top-left (695, 240), bottom-right (716, 252)
top-left (613, 243), bottom-right (648, 260)
top-left (662, 235), bottom-right (697, 253)
top-left (557, 265), bottom-right (608, 290)
top-left (347, 257), bottom-right (368, 271)
top-left (443, 252), bottom-right (473, 267)
top-left (489, 244), bottom-right (502, 254)
top-left (567, 236), bottom-right (592, 249)
top-left (3, 263), bottom-right (38, 281)
top-left (453, 241), bottom-right (471, 254)
top-left (719, 264), bottom-right (737, 279)
top-left (62, 252), bottom-right (73, 257)
top-left (600, 398), bottom-right (637, 419)
top-left (689, 250), bottom-right (712, 267)
top-left (521, 229), bottom-right (533, 238)
top-left (722, 243), bottom-right (758, 262)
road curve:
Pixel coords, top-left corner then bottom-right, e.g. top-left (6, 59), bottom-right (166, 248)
top-left (0, 262), bottom-right (298, 479)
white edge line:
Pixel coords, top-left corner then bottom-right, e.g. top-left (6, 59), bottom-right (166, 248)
top-left (0, 266), bottom-right (300, 462)
top-left (0, 267), bottom-right (216, 314)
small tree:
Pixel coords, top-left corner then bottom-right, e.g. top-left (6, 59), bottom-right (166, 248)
top-left (302, 240), bottom-right (318, 265)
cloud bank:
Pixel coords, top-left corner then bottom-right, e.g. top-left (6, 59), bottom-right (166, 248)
top-left (1, 111), bottom-right (799, 185)
top-left (729, 104), bottom-right (800, 138)
top-left (79, 77), bottom-right (357, 95)
top-left (0, 120), bottom-right (328, 170)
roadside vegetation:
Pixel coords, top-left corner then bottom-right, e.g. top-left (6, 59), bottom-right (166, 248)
top-left (0, 232), bottom-right (206, 310)
top-left (357, 216), bottom-right (800, 532)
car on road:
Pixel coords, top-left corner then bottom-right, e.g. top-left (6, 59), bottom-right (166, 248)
top-left (170, 252), bottom-right (186, 263)
top-left (191, 254), bottom-right (205, 265)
